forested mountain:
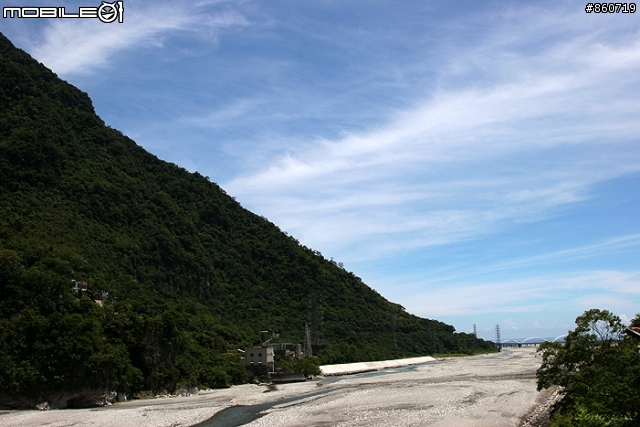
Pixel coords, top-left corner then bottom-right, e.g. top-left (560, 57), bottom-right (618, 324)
top-left (0, 33), bottom-right (494, 408)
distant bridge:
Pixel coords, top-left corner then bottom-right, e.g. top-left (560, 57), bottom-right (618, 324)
top-left (496, 335), bottom-right (567, 348)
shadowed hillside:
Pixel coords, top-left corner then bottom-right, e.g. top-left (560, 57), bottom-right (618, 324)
top-left (0, 33), bottom-right (494, 408)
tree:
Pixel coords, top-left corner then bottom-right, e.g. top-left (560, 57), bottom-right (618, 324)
top-left (536, 309), bottom-right (640, 426)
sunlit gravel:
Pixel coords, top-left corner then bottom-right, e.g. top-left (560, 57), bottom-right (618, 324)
top-left (0, 348), bottom-right (544, 427)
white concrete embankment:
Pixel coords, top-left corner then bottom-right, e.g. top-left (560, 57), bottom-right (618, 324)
top-left (320, 355), bottom-right (436, 376)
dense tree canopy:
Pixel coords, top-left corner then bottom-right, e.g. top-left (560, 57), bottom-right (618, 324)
top-left (536, 309), bottom-right (640, 426)
top-left (0, 32), bottom-right (495, 407)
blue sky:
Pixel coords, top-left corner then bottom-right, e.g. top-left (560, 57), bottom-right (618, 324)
top-left (3, 0), bottom-right (640, 340)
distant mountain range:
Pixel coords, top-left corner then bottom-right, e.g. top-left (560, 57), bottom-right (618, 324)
top-left (0, 32), bottom-right (494, 408)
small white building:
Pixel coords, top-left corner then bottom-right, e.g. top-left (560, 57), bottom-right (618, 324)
top-left (70, 280), bottom-right (88, 292)
top-left (243, 347), bottom-right (274, 375)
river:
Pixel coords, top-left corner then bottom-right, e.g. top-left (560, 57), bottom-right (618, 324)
top-left (0, 348), bottom-right (546, 427)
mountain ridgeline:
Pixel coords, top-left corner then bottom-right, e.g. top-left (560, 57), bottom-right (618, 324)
top-left (0, 33), bottom-right (494, 407)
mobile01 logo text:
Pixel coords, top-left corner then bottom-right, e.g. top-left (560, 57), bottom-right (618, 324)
top-left (3, 1), bottom-right (124, 23)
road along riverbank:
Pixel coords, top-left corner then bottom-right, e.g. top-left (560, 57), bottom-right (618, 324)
top-left (0, 347), bottom-right (545, 427)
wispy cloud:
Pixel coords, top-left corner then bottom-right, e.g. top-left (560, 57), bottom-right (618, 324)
top-left (225, 8), bottom-right (640, 260)
top-left (28, 1), bottom-right (249, 75)
top-left (180, 98), bottom-right (266, 129)
top-left (402, 270), bottom-right (640, 318)
top-left (405, 233), bottom-right (640, 286)
top-left (9, 1), bottom-right (638, 337)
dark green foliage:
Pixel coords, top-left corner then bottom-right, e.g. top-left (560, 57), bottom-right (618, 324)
top-left (537, 309), bottom-right (640, 426)
top-left (0, 32), bottom-right (494, 405)
top-left (278, 357), bottom-right (321, 377)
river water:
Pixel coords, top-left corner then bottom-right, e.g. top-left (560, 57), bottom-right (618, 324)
top-left (0, 348), bottom-right (543, 427)
top-left (193, 367), bottom-right (421, 427)
top-left (192, 351), bottom-right (541, 427)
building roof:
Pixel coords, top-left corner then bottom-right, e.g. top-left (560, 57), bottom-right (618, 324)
top-left (624, 326), bottom-right (640, 340)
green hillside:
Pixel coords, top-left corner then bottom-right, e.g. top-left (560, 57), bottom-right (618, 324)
top-left (0, 33), bottom-right (494, 407)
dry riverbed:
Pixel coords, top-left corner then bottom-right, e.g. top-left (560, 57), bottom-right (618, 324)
top-left (0, 347), bottom-right (547, 427)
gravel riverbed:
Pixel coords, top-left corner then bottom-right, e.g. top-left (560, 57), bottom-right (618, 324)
top-left (0, 347), bottom-right (546, 427)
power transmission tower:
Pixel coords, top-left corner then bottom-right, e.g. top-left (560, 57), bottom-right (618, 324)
top-left (495, 324), bottom-right (502, 352)
top-left (305, 323), bottom-right (313, 357)
top-left (473, 324), bottom-right (477, 337)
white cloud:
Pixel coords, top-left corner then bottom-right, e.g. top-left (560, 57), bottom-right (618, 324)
top-left (503, 319), bottom-right (518, 330)
top-left (180, 98), bottom-right (266, 128)
top-left (29, 1), bottom-right (248, 75)
top-left (400, 269), bottom-right (640, 318)
top-left (532, 321), bottom-right (543, 330)
top-left (620, 314), bottom-right (635, 326)
top-left (13, 1), bottom-right (639, 336)
top-left (435, 234), bottom-right (640, 282)
top-left (226, 13), bottom-right (640, 260)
